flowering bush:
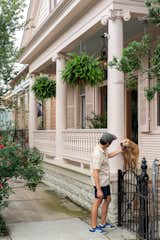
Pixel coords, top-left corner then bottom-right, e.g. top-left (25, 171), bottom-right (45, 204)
top-left (0, 130), bottom-right (44, 235)
top-left (0, 145), bottom-right (44, 209)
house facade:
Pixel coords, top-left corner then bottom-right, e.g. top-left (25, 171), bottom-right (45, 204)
top-left (11, 0), bottom-right (160, 221)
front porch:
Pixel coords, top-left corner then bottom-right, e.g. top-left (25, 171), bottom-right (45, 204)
top-left (33, 129), bottom-right (106, 168)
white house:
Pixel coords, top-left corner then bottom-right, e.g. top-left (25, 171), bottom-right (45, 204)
top-left (12, 0), bottom-right (160, 221)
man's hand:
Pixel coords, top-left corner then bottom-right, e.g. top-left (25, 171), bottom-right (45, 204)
top-left (97, 188), bottom-right (103, 198)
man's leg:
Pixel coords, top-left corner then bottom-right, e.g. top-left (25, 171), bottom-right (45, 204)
top-left (91, 198), bottom-right (102, 228)
top-left (101, 195), bottom-right (111, 225)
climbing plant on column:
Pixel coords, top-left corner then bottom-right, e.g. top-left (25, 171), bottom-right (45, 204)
top-left (109, 1), bottom-right (160, 102)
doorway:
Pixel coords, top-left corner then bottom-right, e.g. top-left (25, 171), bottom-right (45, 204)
top-left (126, 90), bottom-right (138, 143)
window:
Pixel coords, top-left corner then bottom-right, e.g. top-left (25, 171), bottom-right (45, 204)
top-left (55, 0), bottom-right (61, 5)
top-left (100, 86), bottom-right (107, 114)
top-left (80, 86), bottom-right (86, 129)
top-left (49, 0), bottom-right (62, 11)
top-left (157, 92), bottom-right (160, 126)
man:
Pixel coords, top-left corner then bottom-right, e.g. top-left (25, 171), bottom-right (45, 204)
top-left (89, 132), bottom-right (122, 233)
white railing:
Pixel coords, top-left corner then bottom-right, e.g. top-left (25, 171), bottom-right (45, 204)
top-left (33, 129), bottom-right (107, 167)
top-left (33, 130), bottom-right (56, 159)
top-left (62, 129), bottom-right (106, 166)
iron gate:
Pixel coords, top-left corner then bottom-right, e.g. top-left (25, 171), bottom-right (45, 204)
top-left (118, 158), bottom-right (160, 240)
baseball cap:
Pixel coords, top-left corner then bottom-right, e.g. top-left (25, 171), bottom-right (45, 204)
top-left (100, 132), bottom-right (117, 144)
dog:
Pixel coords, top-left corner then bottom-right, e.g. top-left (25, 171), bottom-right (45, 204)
top-left (120, 138), bottom-right (139, 170)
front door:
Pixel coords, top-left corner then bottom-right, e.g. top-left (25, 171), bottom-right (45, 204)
top-left (126, 90), bottom-right (138, 143)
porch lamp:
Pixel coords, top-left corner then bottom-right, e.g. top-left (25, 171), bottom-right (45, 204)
top-left (100, 32), bottom-right (108, 80)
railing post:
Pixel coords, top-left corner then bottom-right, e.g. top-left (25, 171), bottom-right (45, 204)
top-left (152, 159), bottom-right (159, 240)
top-left (138, 157), bottom-right (149, 239)
top-left (118, 169), bottom-right (123, 226)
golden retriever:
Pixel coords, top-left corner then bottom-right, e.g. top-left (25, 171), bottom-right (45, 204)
top-left (120, 139), bottom-right (139, 170)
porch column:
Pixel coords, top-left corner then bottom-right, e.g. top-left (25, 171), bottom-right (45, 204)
top-left (29, 75), bottom-right (37, 148)
top-left (55, 54), bottom-right (66, 161)
top-left (102, 10), bottom-right (131, 173)
top-left (101, 9), bottom-right (131, 223)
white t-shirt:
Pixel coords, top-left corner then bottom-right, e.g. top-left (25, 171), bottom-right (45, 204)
top-left (90, 145), bottom-right (110, 187)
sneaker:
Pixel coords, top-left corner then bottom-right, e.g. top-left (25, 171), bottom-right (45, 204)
top-left (89, 227), bottom-right (105, 233)
top-left (98, 222), bottom-right (115, 228)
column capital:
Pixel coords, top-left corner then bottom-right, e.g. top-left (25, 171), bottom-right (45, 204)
top-left (52, 53), bottom-right (66, 62)
top-left (101, 9), bottom-right (131, 25)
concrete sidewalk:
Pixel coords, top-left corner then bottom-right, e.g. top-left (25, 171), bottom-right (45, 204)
top-left (0, 181), bottom-right (136, 240)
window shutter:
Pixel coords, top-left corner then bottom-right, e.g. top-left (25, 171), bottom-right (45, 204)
top-left (67, 86), bottom-right (75, 128)
top-left (138, 59), bottom-right (150, 132)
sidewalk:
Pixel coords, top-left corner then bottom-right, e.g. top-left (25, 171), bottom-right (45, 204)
top-left (0, 181), bottom-right (136, 240)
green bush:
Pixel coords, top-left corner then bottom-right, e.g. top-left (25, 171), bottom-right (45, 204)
top-left (0, 215), bottom-right (8, 236)
top-left (0, 130), bottom-right (44, 212)
top-left (87, 112), bottom-right (107, 129)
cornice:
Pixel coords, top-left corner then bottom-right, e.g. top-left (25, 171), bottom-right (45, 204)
top-left (19, 0), bottom-right (97, 64)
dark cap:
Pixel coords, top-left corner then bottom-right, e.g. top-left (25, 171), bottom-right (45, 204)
top-left (100, 132), bottom-right (117, 144)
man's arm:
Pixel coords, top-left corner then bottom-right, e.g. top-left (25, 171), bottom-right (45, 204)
top-left (93, 169), bottom-right (103, 198)
top-left (108, 148), bottom-right (122, 158)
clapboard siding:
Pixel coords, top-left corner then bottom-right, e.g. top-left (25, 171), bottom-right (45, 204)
top-left (140, 133), bottom-right (160, 166)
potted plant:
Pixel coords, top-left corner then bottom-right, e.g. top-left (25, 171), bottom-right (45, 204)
top-left (62, 52), bottom-right (104, 86)
top-left (32, 75), bottom-right (56, 129)
top-left (32, 75), bottom-right (56, 100)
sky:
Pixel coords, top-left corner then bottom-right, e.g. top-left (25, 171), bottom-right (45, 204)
top-left (15, 0), bottom-right (30, 48)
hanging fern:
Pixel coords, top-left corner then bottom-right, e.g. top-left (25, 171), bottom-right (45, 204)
top-left (62, 52), bottom-right (104, 86)
top-left (32, 75), bottom-right (56, 100)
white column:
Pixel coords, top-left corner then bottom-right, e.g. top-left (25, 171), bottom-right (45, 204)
top-left (29, 75), bottom-right (37, 148)
top-left (55, 54), bottom-right (66, 161)
top-left (108, 13), bottom-right (124, 173)
top-left (101, 10), bottom-right (131, 223)
top-left (101, 10), bottom-right (131, 174)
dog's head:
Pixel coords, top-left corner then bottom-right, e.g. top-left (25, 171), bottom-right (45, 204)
top-left (120, 138), bottom-right (133, 151)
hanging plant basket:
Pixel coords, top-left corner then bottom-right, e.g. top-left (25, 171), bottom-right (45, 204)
top-left (62, 52), bottom-right (104, 86)
top-left (32, 75), bottom-right (56, 100)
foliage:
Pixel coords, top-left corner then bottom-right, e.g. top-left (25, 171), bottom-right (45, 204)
top-left (109, 34), bottom-right (150, 90)
top-left (151, 43), bottom-right (160, 80)
top-left (0, 215), bottom-right (8, 236)
top-left (87, 112), bottom-right (107, 129)
top-left (0, 130), bottom-right (44, 213)
top-left (32, 75), bottom-right (56, 100)
top-left (62, 52), bottom-right (104, 86)
top-left (0, 0), bottom-right (25, 84)
top-left (145, 0), bottom-right (160, 25)
top-left (145, 82), bottom-right (160, 101)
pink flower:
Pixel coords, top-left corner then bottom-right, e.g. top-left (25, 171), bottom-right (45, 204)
top-left (0, 183), bottom-right (3, 189)
top-left (0, 144), bottom-right (4, 149)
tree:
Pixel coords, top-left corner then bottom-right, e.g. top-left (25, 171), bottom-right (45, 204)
top-left (109, 1), bottom-right (160, 101)
top-left (0, 0), bottom-right (25, 86)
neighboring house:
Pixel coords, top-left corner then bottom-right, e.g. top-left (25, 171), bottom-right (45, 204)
top-left (9, 66), bottom-right (29, 130)
top-left (15, 0), bottom-right (160, 221)
top-left (0, 91), bottom-right (13, 129)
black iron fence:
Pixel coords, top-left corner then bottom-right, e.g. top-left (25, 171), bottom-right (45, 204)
top-left (118, 158), bottom-right (160, 240)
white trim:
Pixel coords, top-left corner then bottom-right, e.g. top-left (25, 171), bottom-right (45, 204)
top-left (13, 79), bottom-right (30, 95)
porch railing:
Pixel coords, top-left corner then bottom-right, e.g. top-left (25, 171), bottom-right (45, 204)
top-left (62, 129), bottom-right (106, 166)
top-left (33, 130), bottom-right (56, 158)
top-left (33, 129), bottom-right (106, 166)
